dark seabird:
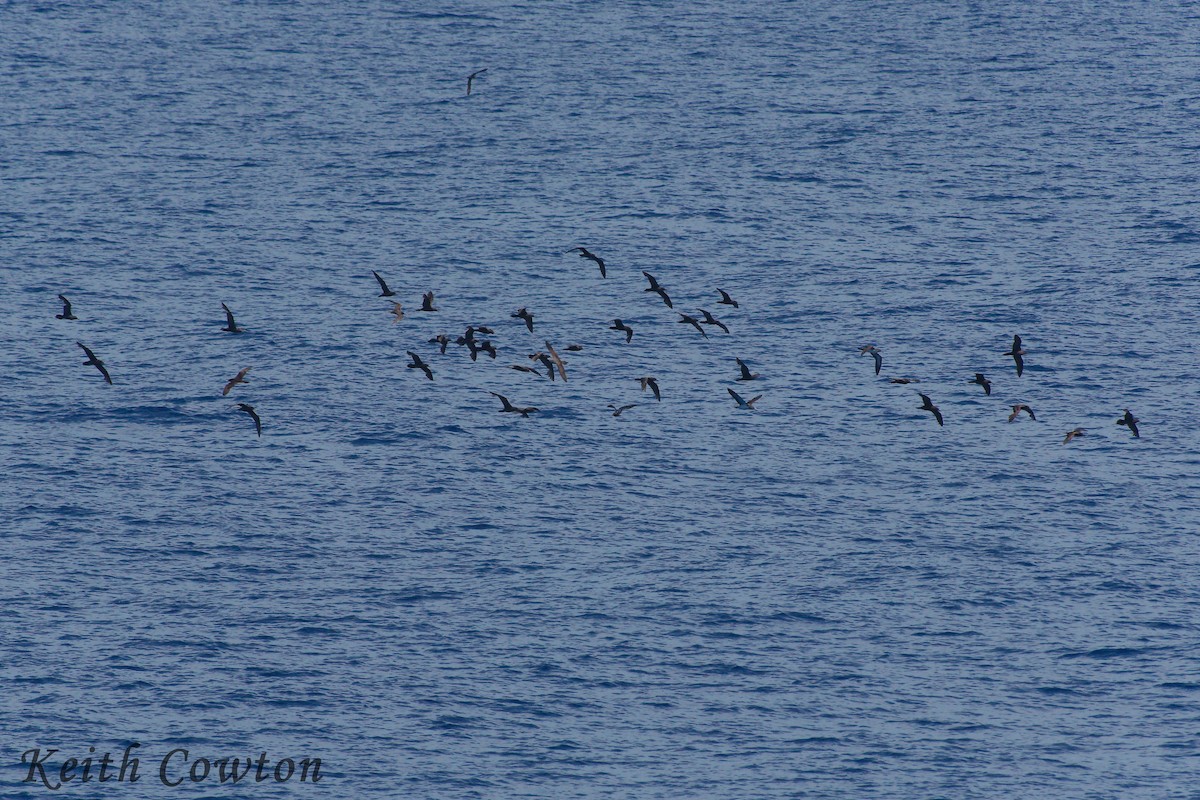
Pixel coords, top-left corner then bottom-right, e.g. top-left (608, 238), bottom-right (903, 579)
top-left (717, 288), bottom-right (739, 308)
top-left (372, 270), bottom-right (396, 297)
top-left (698, 309), bottom-right (729, 334)
top-left (1005, 335), bottom-right (1025, 377)
top-left (478, 340), bottom-right (497, 359)
top-left (567, 247), bottom-right (606, 278)
top-left (890, 378), bottom-right (920, 384)
top-left (466, 68), bottom-right (487, 96)
top-left (467, 339), bottom-right (483, 361)
top-left (389, 302), bottom-right (404, 323)
top-left (236, 403), bottom-right (261, 437)
top-left (678, 313), bottom-right (709, 338)
top-left (407, 350), bottom-right (434, 380)
top-left (642, 271), bottom-right (673, 308)
top-left (222, 367), bottom-right (251, 396)
top-left (76, 342), bottom-right (112, 384)
top-left (1063, 427), bottom-right (1085, 444)
top-left (420, 292), bottom-right (438, 312)
top-left (608, 403), bottom-right (636, 417)
top-left (545, 341), bottom-right (568, 382)
top-left (56, 294), bottom-right (77, 320)
top-left (735, 358), bottom-right (759, 381)
top-left (611, 319), bottom-right (634, 343)
top-left (512, 307), bottom-right (534, 332)
top-left (530, 352), bottom-right (557, 380)
top-left (221, 302), bottom-right (242, 333)
top-left (510, 364), bottom-right (542, 377)
top-left (970, 373), bottom-right (992, 396)
top-left (918, 393), bottom-right (943, 426)
top-left (565, 344), bottom-right (583, 352)
top-left (639, 377), bottom-right (660, 401)
top-left (429, 334), bottom-right (451, 354)
top-left (1008, 404), bottom-right (1036, 422)
top-left (474, 326), bottom-right (496, 335)
top-left (1116, 409), bottom-right (1140, 438)
top-left (727, 387), bottom-right (762, 409)
top-left (489, 391), bottom-right (537, 417)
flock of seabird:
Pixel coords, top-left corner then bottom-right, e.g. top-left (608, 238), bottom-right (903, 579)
top-left (862, 334), bottom-right (1141, 444)
top-left (55, 268), bottom-right (1145, 444)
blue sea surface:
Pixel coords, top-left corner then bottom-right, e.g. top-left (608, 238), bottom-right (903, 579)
top-left (3, 1), bottom-right (1200, 797)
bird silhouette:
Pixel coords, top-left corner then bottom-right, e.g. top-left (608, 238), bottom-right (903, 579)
top-left (610, 319), bottom-right (633, 343)
top-left (717, 289), bottom-right (739, 308)
top-left (970, 373), bottom-right (992, 396)
top-left (1005, 335), bottom-right (1025, 377)
top-left (567, 247), bottom-right (606, 278)
top-left (420, 292), bottom-right (438, 312)
top-left (678, 313), bottom-right (709, 339)
top-left (1007, 404), bottom-right (1036, 422)
top-left (699, 309), bottom-right (728, 334)
top-left (1063, 427), bottom-right (1085, 444)
top-left (236, 403), bottom-right (261, 437)
top-left (56, 295), bottom-right (77, 320)
top-left (642, 272), bottom-right (673, 308)
top-left (513, 307), bottom-right (534, 332)
top-left (372, 271), bottom-right (396, 297)
top-left (918, 393), bottom-right (943, 426)
top-left (489, 391), bottom-right (537, 417)
top-left (466, 68), bottom-right (487, 96)
top-left (222, 367), bottom-right (251, 396)
top-left (407, 351), bottom-right (433, 380)
top-left (221, 303), bottom-right (242, 333)
top-left (76, 342), bottom-right (112, 384)
top-left (389, 302), bottom-right (404, 323)
top-left (735, 358), bottom-right (759, 381)
top-left (545, 341), bottom-right (568, 382)
top-left (1116, 409), bottom-right (1140, 438)
top-left (608, 403), bottom-right (636, 417)
top-left (639, 377), bottom-right (660, 401)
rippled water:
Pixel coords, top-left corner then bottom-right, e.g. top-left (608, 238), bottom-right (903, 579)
top-left (3, 1), bottom-right (1200, 797)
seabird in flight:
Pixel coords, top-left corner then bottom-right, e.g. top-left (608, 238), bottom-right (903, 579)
top-left (429, 334), bottom-right (451, 354)
top-left (970, 373), bottom-right (992, 396)
top-left (727, 387), bottom-right (762, 409)
top-left (510, 364), bottom-right (542, 377)
top-left (1005, 335), bottom-right (1025, 377)
top-left (699, 309), bottom-right (728, 334)
top-left (610, 319), bottom-right (633, 343)
top-left (567, 247), bottom-right (606, 278)
top-left (489, 391), bottom-right (537, 417)
top-left (860, 346), bottom-right (882, 375)
top-left (565, 344), bottom-right (583, 352)
top-left (1063, 428), bottom-right (1085, 444)
top-left (372, 271), bottom-right (396, 297)
top-left (56, 295), bottom-right (77, 320)
top-left (1007, 404), bottom-right (1036, 422)
top-left (222, 367), bottom-right (251, 396)
top-left (420, 292), bottom-right (438, 312)
top-left (466, 68), bottom-right (487, 96)
top-left (890, 378), bottom-right (920, 384)
top-left (639, 377), bottom-right (660, 401)
top-left (545, 341), bottom-right (568, 382)
top-left (1116, 409), bottom-right (1140, 438)
top-left (389, 302), bottom-right (404, 323)
top-left (717, 289), bottom-right (739, 308)
top-left (918, 393), bottom-right (943, 426)
top-left (221, 303), bottom-right (242, 333)
top-left (735, 358), bottom-right (759, 381)
top-left (236, 403), bottom-right (262, 437)
top-left (642, 271), bottom-right (673, 308)
top-left (477, 340), bottom-right (497, 359)
top-left (678, 313), bottom-right (709, 338)
top-left (407, 350), bottom-right (434, 380)
top-left (608, 403), bottom-right (636, 417)
top-left (529, 351), bottom-right (557, 380)
top-left (76, 342), bottom-right (112, 384)
top-left (512, 307), bottom-right (534, 332)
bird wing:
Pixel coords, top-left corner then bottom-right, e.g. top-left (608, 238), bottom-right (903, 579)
top-left (932, 407), bottom-right (943, 426)
top-left (545, 341), bottom-right (567, 382)
top-left (872, 351), bottom-right (882, 374)
top-left (728, 388), bottom-right (746, 405)
top-left (76, 341), bottom-right (96, 360)
top-left (1013, 353), bottom-right (1024, 376)
top-left (737, 359), bottom-right (751, 380)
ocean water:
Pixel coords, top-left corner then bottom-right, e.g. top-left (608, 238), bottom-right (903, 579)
top-left (3, 1), bottom-right (1200, 797)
